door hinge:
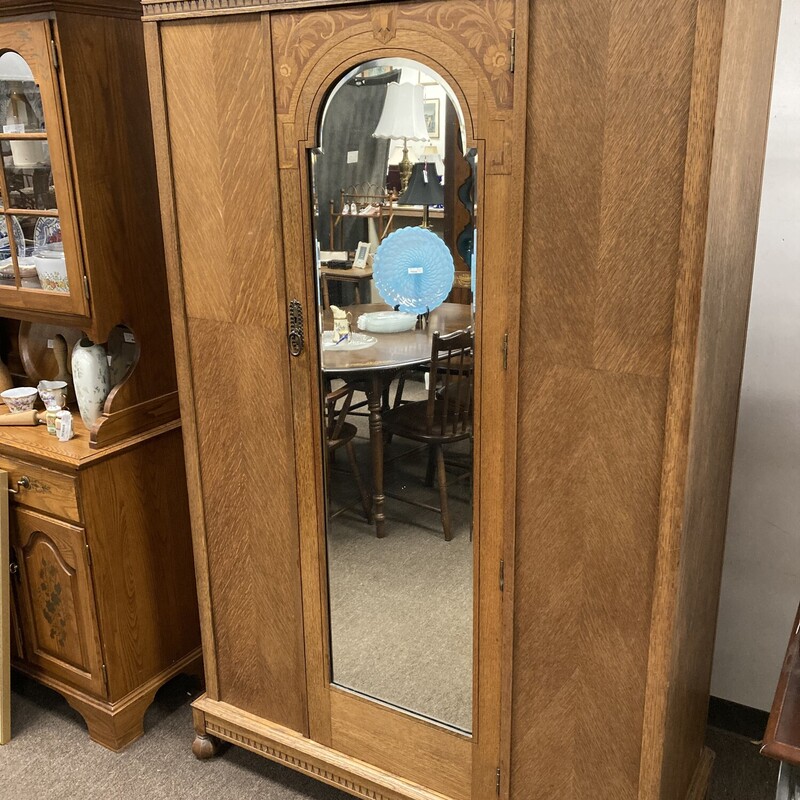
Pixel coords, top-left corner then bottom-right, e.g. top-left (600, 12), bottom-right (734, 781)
top-left (509, 29), bottom-right (516, 73)
top-left (502, 332), bottom-right (509, 370)
top-left (50, 39), bottom-right (59, 71)
top-left (85, 543), bottom-right (92, 567)
top-left (83, 275), bottom-right (90, 301)
top-left (101, 663), bottom-right (109, 691)
top-left (496, 767), bottom-right (501, 795)
top-left (499, 559), bottom-right (505, 592)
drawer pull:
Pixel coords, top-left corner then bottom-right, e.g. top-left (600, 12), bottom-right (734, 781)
top-left (9, 561), bottom-right (18, 575)
top-left (8, 476), bottom-right (31, 495)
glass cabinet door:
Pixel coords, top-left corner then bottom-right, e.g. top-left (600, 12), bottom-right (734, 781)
top-left (0, 21), bottom-right (88, 317)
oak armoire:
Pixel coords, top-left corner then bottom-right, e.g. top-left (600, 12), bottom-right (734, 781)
top-left (142, 0), bottom-right (781, 798)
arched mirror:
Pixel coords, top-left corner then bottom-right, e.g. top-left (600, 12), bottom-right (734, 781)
top-left (310, 58), bottom-right (478, 733)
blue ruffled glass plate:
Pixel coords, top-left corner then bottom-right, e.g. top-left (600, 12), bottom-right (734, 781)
top-left (373, 227), bottom-right (454, 314)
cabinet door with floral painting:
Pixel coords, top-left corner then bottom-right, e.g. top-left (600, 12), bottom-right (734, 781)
top-left (0, 19), bottom-right (88, 317)
top-left (10, 508), bottom-right (104, 697)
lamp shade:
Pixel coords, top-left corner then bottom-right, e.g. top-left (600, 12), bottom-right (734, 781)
top-left (373, 83), bottom-right (429, 142)
top-left (0, 52), bottom-right (34, 82)
top-left (398, 162), bottom-right (444, 206)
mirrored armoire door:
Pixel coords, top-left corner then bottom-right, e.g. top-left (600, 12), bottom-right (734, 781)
top-left (271, 5), bottom-right (527, 798)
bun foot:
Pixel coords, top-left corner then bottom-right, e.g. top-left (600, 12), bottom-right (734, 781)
top-left (192, 733), bottom-right (220, 760)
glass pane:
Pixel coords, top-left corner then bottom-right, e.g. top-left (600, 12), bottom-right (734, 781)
top-left (1, 139), bottom-right (55, 211)
top-left (0, 52), bottom-right (45, 132)
top-left (311, 59), bottom-right (476, 733)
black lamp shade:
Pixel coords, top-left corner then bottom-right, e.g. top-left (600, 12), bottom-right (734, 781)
top-left (398, 162), bottom-right (444, 206)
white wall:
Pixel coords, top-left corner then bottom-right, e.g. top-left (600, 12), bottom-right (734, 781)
top-left (710, 0), bottom-right (800, 711)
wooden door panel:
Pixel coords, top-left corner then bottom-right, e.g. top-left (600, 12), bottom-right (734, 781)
top-left (0, 19), bottom-right (88, 318)
top-left (158, 17), bottom-right (307, 734)
top-left (10, 508), bottom-right (104, 697)
top-left (271, 2), bottom-right (528, 798)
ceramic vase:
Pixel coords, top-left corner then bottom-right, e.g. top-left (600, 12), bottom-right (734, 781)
top-left (71, 338), bottom-right (111, 429)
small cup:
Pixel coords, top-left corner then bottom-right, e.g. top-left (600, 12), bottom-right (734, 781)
top-left (37, 380), bottom-right (68, 410)
top-left (1, 386), bottom-right (38, 414)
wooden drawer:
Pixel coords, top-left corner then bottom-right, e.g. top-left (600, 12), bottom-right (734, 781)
top-left (0, 456), bottom-right (79, 522)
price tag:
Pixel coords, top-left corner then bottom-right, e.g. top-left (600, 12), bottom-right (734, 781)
top-left (47, 338), bottom-right (54, 349)
top-left (408, 267), bottom-right (424, 275)
top-left (123, 331), bottom-right (136, 344)
top-left (2, 123), bottom-right (24, 134)
top-left (346, 150), bottom-right (359, 164)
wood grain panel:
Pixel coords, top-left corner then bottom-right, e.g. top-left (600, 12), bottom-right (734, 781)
top-left (330, 689), bottom-right (471, 800)
top-left (159, 16), bottom-right (307, 733)
top-left (188, 320), bottom-right (306, 731)
top-left (512, 363), bottom-right (666, 800)
top-left (79, 429), bottom-right (199, 703)
top-left (512, 1), bottom-right (699, 796)
top-left (161, 18), bottom-right (281, 328)
top-left (523, 0), bottom-right (695, 377)
top-left (642, 0), bottom-right (782, 797)
top-left (0, 455), bottom-right (79, 522)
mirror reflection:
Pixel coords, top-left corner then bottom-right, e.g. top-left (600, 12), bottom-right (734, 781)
top-left (311, 59), bottom-right (477, 733)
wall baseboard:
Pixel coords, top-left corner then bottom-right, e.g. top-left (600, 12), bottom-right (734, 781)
top-left (708, 696), bottom-right (769, 740)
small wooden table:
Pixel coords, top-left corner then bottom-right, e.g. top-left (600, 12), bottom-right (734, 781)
top-left (763, 601), bottom-right (800, 798)
top-left (321, 302), bottom-right (473, 537)
top-left (319, 265), bottom-right (373, 308)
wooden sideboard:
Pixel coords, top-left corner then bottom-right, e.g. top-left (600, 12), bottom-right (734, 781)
top-left (143, 0), bottom-right (781, 797)
top-left (0, 0), bottom-right (201, 749)
top-left (3, 416), bottom-right (200, 749)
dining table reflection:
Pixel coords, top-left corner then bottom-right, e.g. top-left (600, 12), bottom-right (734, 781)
top-left (321, 302), bottom-right (473, 537)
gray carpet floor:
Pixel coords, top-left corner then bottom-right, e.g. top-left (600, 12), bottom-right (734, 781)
top-left (327, 399), bottom-right (473, 732)
top-left (0, 673), bottom-right (781, 800)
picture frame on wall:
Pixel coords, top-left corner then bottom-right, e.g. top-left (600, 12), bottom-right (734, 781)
top-left (424, 98), bottom-right (440, 138)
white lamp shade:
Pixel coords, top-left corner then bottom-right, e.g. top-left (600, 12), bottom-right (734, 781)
top-left (0, 52), bottom-right (34, 82)
top-left (373, 83), bottom-right (430, 142)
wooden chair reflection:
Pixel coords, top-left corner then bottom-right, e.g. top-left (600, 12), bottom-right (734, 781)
top-left (325, 384), bottom-right (372, 523)
top-left (382, 328), bottom-right (474, 541)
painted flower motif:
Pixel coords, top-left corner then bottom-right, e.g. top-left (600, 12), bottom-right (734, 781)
top-left (279, 63), bottom-right (292, 78)
top-left (483, 44), bottom-right (509, 76)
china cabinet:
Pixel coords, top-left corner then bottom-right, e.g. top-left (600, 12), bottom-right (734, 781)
top-left (144, 0), bottom-right (780, 798)
top-left (0, 0), bottom-right (200, 750)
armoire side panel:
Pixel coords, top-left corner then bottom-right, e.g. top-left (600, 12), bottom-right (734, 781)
top-left (511, 1), bottom-right (698, 798)
top-left (646, 0), bottom-right (782, 797)
top-left (159, 17), bottom-right (307, 733)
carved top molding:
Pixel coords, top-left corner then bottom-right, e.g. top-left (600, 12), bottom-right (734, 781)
top-left (0, 0), bottom-right (141, 19)
top-left (142, 0), bottom-right (408, 21)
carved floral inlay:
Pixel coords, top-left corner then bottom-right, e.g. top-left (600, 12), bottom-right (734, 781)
top-left (422, 0), bottom-right (515, 108)
top-left (272, 9), bottom-right (372, 114)
top-left (272, 0), bottom-right (515, 116)
top-left (38, 560), bottom-right (69, 647)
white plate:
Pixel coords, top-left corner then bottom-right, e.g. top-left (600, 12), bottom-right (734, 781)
top-left (321, 331), bottom-right (377, 351)
top-left (356, 311), bottom-right (417, 333)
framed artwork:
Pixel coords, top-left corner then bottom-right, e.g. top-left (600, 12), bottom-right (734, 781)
top-left (424, 98), bottom-right (440, 138)
top-left (353, 241), bottom-right (371, 269)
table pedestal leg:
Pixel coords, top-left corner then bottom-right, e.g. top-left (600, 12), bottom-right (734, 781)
top-left (367, 373), bottom-right (386, 538)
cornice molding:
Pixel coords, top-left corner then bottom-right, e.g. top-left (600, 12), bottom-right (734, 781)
top-left (0, 0), bottom-right (141, 19)
top-left (141, 0), bottom-right (408, 22)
